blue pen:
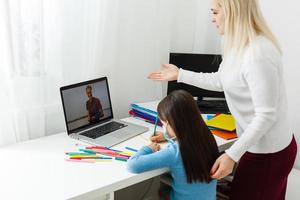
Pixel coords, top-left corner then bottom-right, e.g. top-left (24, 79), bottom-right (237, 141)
top-left (125, 146), bottom-right (138, 152)
top-left (94, 157), bottom-right (113, 160)
top-left (153, 115), bottom-right (159, 136)
top-left (107, 148), bottom-right (122, 152)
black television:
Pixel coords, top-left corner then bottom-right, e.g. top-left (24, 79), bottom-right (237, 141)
top-left (167, 53), bottom-right (229, 113)
top-left (168, 53), bottom-right (224, 99)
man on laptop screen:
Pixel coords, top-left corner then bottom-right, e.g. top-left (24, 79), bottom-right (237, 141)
top-left (85, 85), bottom-right (104, 124)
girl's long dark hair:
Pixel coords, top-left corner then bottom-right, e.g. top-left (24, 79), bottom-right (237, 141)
top-left (157, 90), bottom-right (219, 183)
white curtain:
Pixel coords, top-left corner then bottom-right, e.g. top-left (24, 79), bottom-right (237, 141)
top-left (0, 0), bottom-right (48, 145)
top-left (0, 0), bottom-right (219, 146)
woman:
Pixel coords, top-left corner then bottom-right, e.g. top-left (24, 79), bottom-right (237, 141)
top-left (148, 0), bottom-right (297, 199)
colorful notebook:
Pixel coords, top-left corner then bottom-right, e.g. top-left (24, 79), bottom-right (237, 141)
top-left (210, 129), bottom-right (237, 140)
top-left (129, 110), bottom-right (162, 126)
top-left (130, 101), bottom-right (159, 117)
top-left (206, 114), bottom-right (236, 131)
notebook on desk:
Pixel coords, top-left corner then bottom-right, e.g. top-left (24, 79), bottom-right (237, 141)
top-left (60, 77), bottom-right (148, 147)
top-left (206, 114), bottom-right (235, 131)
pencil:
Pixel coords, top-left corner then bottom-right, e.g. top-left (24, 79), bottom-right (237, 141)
top-left (153, 115), bottom-right (158, 136)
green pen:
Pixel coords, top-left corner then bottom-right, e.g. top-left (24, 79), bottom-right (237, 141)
top-left (153, 115), bottom-right (158, 136)
top-left (79, 148), bottom-right (97, 154)
top-left (115, 157), bottom-right (127, 162)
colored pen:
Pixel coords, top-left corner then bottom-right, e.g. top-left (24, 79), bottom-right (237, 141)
top-left (115, 157), bottom-right (127, 162)
top-left (68, 154), bottom-right (94, 157)
top-left (92, 149), bottom-right (118, 157)
top-left (69, 156), bottom-right (103, 159)
top-left (86, 146), bottom-right (121, 152)
top-left (79, 148), bottom-right (97, 154)
top-left (119, 151), bottom-right (134, 156)
top-left (116, 155), bottom-right (129, 160)
top-left (94, 159), bottom-right (113, 162)
top-left (66, 153), bottom-right (96, 156)
top-left (65, 158), bottom-right (95, 163)
top-left (71, 156), bottom-right (112, 159)
top-left (125, 146), bottom-right (138, 152)
top-left (86, 146), bottom-right (106, 150)
top-left (69, 155), bottom-right (100, 158)
top-left (153, 115), bottom-right (159, 136)
top-left (93, 157), bottom-right (112, 159)
top-left (69, 157), bottom-right (81, 160)
top-left (117, 155), bottom-right (131, 159)
top-left (107, 147), bottom-right (122, 152)
top-left (87, 147), bottom-right (120, 152)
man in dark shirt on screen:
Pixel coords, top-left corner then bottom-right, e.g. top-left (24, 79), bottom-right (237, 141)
top-left (86, 85), bottom-right (104, 123)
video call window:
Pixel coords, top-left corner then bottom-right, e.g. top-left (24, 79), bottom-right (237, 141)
top-left (61, 80), bottom-right (112, 132)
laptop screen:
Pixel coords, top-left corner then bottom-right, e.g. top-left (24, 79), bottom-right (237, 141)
top-left (60, 77), bottom-right (113, 134)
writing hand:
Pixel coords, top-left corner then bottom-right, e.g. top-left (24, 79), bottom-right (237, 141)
top-left (150, 132), bottom-right (166, 143)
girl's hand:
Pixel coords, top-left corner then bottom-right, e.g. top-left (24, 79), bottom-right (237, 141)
top-left (148, 143), bottom-right (160, 152)
top-left (148, 64), bottom-right (179, 81)
top-left (210, 153), bottom-right (235, 179)
top-left (150, 132), bottom-right (166, 143)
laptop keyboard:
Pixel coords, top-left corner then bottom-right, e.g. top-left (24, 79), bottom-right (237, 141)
top-left (80, 121), bottom-right (127, 139)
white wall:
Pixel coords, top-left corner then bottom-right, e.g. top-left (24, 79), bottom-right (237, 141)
top-left (170, 0), bottom-right (221, 54)
top-left (260, 0), bottom-right (300, 168)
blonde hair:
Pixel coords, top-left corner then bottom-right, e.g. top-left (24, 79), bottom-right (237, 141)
top-left (217, 0), bottom-right (281, 61)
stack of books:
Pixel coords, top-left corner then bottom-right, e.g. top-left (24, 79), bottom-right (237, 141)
top-left (129, 100), bottom-right (162, 126)
top-left (205, 114), bottom-right (237, 140)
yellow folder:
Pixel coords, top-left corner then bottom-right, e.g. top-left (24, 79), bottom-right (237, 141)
top-left (206, 114), bottom-right (236, 132)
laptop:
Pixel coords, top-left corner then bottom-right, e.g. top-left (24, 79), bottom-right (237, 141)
top-left (60, 77), bottom-right (148, 147)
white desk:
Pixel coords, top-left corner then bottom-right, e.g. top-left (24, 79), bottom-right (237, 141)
top-left (0, 117), bottom-right (235, 200)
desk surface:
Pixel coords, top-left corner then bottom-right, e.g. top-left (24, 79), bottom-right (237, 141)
top-left (0, 117), bottom-right (235, 200)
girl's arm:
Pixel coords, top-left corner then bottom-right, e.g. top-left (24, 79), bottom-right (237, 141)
top-left (127, 145), bottom-right (175, 173)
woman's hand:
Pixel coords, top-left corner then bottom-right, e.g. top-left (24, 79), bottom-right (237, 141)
top-left (148, 143), bottom-right (160, 152)
top-left (150, 131), bottom-right (166, 143)
top-left (148, 64), bottom-right (179, 81)
top-left (210, 153), bottom-right (235, 179)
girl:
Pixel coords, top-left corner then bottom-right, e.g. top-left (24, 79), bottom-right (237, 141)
top-left (148, 0), bottom-right (297, 199)
top-left (127, 90), bottom-right (219, 200)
